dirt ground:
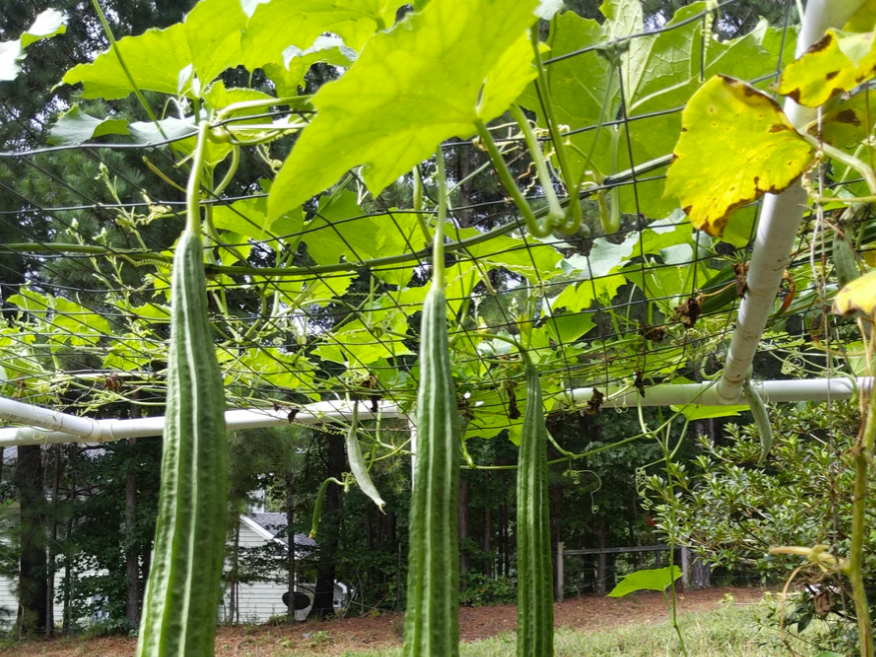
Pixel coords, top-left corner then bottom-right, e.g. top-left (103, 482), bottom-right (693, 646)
top-left (4, 587), bottom-right (765, 656)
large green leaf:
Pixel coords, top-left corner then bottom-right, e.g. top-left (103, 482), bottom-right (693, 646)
top-left (268, 0), bottom-right (540, 220)
top-left (48, 105), bottom-right (130, 146)
top-left (608, 566), bottom-right (681, 597)
top-left (185, 0), bottom-right (246, 86)
top-left (779, 29), bottom-right (876, 107)
top-left (241, 0), bottom-right (401, 71)
top-left (519, 0), bottom-right (789, 219)
top-left (61, 23), bottom-right (193, 99)
top-left (0, 9), bottom-right (67, 82)
top-left (664, 75), bottom-right (814, 237)
top-left (263, 36), bottom-right (357, 96)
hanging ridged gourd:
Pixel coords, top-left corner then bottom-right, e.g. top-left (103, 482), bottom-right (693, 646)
top-left (136, 122), bottom-right (228, 657)
top-left (404, 149), bottom-right (460, 657)
top-left (516, 362), bottom-right (553, 657)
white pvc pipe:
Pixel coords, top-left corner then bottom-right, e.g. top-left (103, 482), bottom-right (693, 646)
top-left (0, 377), bottom-right (870, 446)
top-left (717, 0), bottom-right (869, 400)
top-left (0, 395), bottom-right (102, 437)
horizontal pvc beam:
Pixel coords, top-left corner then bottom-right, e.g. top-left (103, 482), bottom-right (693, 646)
top-left (0, 377), bottom-right (870, 446)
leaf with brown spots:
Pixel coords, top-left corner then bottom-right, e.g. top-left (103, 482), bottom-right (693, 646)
top-left (665, 75), bottom-right (814, 237)
top-left (778, 29), bottom-right (876, 108)
top-left (807, 90), bottom-right (876, 150)
top-left (832, 269), bottom-right (876, 317)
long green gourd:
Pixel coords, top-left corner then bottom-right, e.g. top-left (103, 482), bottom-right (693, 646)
top-left (403, 148), bottom-right (461, 657)
top-left (136, 122), bottom-right (228, 657)
top-left (517, 362), bottom-right (554, 657)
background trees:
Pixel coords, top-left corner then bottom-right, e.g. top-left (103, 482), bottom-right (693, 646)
top-left (0, 0), bottom-right (851, 644)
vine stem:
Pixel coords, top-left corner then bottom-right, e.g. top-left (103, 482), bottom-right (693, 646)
top-left (529, 23), bottom-right (581, 233)
top-left (509, 103), bottom-right (564, 223)
top-left (434, 145), bottom-right (448, 288)
top-left (804, 134), bottom-right (876, 195)
top-left (186, 122), bottom-right (211, 234)
top-left (474, 119), bottom-right (552, 238)
top-left (848, 360), bottom-right (876, 657)
top-left (89, 0), bottom-right (167, 139)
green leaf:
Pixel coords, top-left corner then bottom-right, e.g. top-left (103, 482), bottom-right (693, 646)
top-left (458, 228), bottom-right (563, 282)
top-left (268, 0), bottom-right (540, 220)
top-left (128, 117), bottom-right (198, 144)
top-left (607, 566), bottom-right (681, 597)
top-left (519, 2), bottom-right (787, 218)
top-left (664, 75), bottom-right (814, 237)
top-left (20, 9), bottom-right (68, 48)
top-left (779, 29), bottom-right (876, 108)
top-left (671, 403), bottom-right (749, 421)
top-left (61, 23), bottom-right (193, 100)
top-left (540, 311), bottom-right (595, 345)
top-left (48, 105), bottom-right (130, 146)
top-left (263, 36), bottom-right (357, 97)
top-left (213, 196), bottom-right (302, 243)
top-left (1, 9), bottom-right (67, 82)
top-left (184, 0), bottom-right (246, 85)
top-left (241, 0), bottom-right (401, 71)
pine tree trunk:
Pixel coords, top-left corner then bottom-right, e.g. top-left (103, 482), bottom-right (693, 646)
top-left (62, 445), bottom-right (76, 635)
top-left (312, 430), bottom-right (345, 618)
top-left (483, 507), bottom-right (492, 578)
top-left (285, 472), bottom-right (295, 624)
top-left (125, 439), bottom-right (140, 627)
top-left (596, 521), bottom-right (608, 594)
top-left (46, 444), bottom-right (62, 634)
top-left (0, 445), bottom-right (5, 490)
top-left (459, 478), bottom-right (469, 586)
top-left (17, 444), bottom-right (47, 637)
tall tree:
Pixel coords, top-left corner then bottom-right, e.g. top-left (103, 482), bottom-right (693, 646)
top-left (16, 444), bottom-right (47, 636)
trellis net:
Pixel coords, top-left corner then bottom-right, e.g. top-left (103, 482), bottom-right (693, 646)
top-left (0, 0), bottom-right (859, 445)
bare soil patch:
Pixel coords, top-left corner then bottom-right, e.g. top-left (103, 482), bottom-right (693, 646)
top-left (3, 587), bottom-right (765, 656)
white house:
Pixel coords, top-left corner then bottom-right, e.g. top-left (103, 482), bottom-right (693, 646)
top-left (0, 512), bottom-right (350, 629)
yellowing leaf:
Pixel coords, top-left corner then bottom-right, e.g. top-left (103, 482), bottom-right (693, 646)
top-left (845, 0), bottom-right (876, 33)
top-left (809, 90), bottom-right (876, 150)
top-left (268, 0), bottom-right (539, 220)
top-left (778, 29), bottom-right (876, 108)
top-left (665, 75), bottom-right (814, 237)
top-left (833, 269), bottom-right (876, 316)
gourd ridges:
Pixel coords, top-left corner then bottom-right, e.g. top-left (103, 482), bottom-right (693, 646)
top-left (403, 287), bottom-right (461, 657)
top-left (136, 231), bottom-right (228, 657)
top-left (517, 363), bottom-right (553, 657)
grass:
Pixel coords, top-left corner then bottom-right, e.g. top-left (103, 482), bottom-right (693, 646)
top-left (295, 604), bottom-right (824, 657)
top-left (1, 596), bottom-right (833, 657)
